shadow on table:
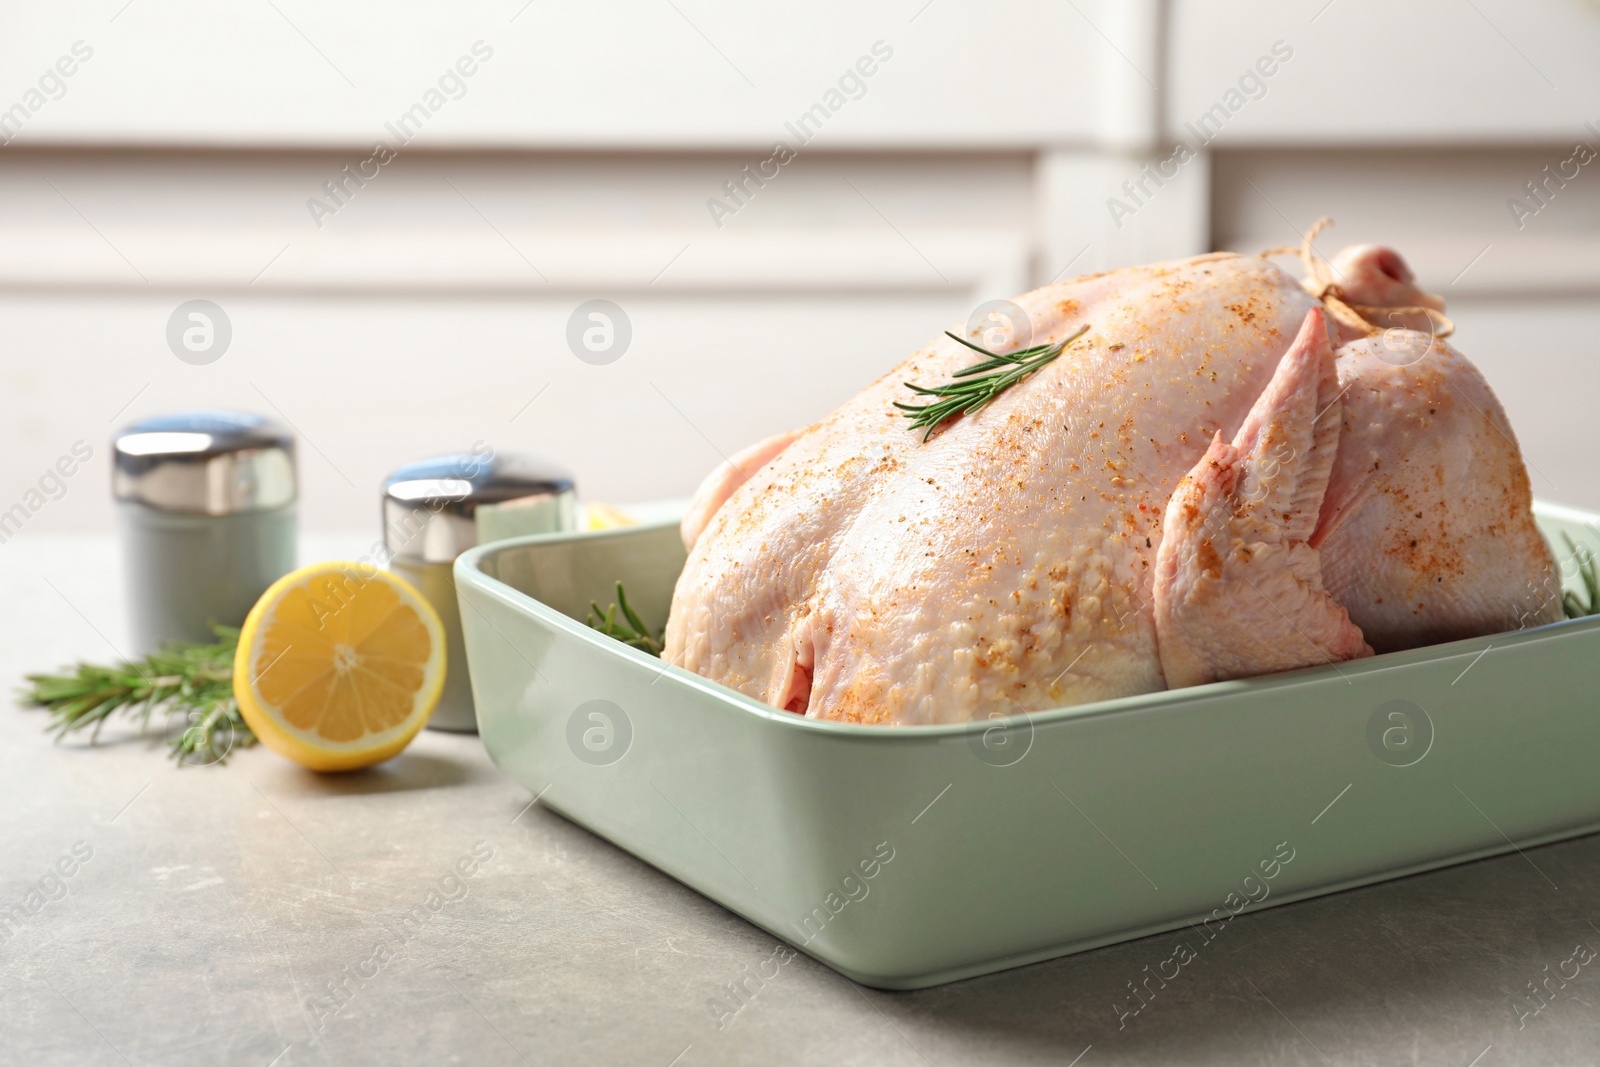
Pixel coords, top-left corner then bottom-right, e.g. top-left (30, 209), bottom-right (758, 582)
top-left (855, 836), bottom-right (1599, 1064)
top-left (287, 751), bottom-right (483, 795)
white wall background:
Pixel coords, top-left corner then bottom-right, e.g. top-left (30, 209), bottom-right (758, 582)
top-left (2, 0), bottom-right (1598, 539)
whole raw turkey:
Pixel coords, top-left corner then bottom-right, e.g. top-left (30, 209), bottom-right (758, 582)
top-left (664, 232), bottom-right (1560, 725)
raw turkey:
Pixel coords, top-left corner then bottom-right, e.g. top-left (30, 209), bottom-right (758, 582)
top-left (663, 227), bottom-right (1561, 724)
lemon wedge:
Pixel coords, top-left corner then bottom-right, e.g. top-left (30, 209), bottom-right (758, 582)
top-left (233, 561), bottom-right (445, 772)
top-left (583, 502), bottom-right (638, 530)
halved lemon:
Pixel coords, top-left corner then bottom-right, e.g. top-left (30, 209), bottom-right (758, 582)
top-left (234, 561), bottom-right (446, 772)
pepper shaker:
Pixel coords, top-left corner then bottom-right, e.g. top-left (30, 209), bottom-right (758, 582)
top-left (382, 451), bottom-right (575, 732)
top-left (114, 411), bottom-right (297, 654)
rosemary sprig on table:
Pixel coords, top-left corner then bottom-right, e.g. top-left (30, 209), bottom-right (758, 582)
top-left (1561, 534), bottom-right (1600, 619)
top-left (19, 626), bottom-right (254, 765)
top-left (587, 582), bottom-right (665, 656)
top-left (896, 323), bottom-right (1092, 441)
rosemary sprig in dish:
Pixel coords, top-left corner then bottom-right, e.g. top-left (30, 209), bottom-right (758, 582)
top-left (587, 582), bottom-right (665, 656)
top-left (19, 626), bottom-right (254, 764)
top-left (897, 323), bottom-right (1092, 441)
top-left (1561, 534), bottom-right (1600, 619)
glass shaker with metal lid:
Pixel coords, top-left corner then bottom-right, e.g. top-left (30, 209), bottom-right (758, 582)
top-left (382, 450), bottom-right (575, 732)
top-left (114, 410), bottom-right (297, 654)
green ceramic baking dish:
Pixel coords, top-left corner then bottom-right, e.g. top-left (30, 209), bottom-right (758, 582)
top-left (454, 500), bottom-right (1600, 990)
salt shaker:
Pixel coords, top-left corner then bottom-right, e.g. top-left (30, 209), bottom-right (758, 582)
top-left (382, 451), bottom-right (575, 732)
top-left (114, 411), bottom-right (297, 654)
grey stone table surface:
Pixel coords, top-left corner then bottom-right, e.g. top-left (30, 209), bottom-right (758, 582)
top-left (3, 535), bottom-right (1598, 1067)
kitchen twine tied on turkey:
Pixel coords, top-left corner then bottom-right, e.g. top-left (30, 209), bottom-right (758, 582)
top-left (1261, 217), bottom-right (1455, 341)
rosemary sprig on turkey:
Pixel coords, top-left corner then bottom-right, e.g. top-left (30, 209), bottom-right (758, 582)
top-left (896, 323), bottom-right (1090, 441)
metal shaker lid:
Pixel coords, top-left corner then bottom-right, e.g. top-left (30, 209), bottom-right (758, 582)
top-left (382, 451), bottom-right (575, 563)
top-left (113, 410), bottom-right (297, 515)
